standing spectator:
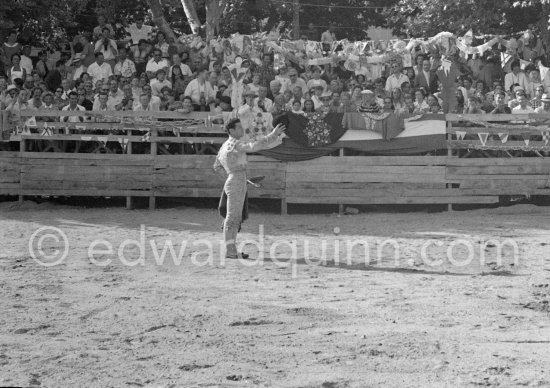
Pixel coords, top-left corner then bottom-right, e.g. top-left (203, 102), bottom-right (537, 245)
top-left (145, 49), bottom-right (169, 80)
top-left (20, 46), bottom-right (33, 75)
top-left (8, 54), bottom-right (26, 84)
top-left (114, 48), bottom-right (136, 79)
top-left (2, 31), bottom-right (21, 74)
top-left (87, 53), bottom-right (112, 85)
top-left (126, 16), bottom-right (153, 46)
top-left (93, 15), bottom-right (115, 40)
top-left (257, 54), bottom-right (275, 88)
top-left (321, 23), bottom-right (337, 53)
top-left (44, 60), bottom-right (65, 91)
top-left (35, 51), bottom-right (50, 78)
top-left (132, 39), bottom-right (151, 77)
top-left (95, 27), bottom-right (118, 69)
top-left (415, 59), bottom-right (437, 94)
top-left (154, 32), bottom-right (170, 59)
top-left (303, 23), bottom-right (318, 41)
top-left (504, 60), bottom-right (529, 93)
top-left (80, 35), bottom-right (96, 68)
top-left (385, 62), bottom-right (409, 93)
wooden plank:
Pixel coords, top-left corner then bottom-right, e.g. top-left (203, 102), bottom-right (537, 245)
top-left (286, 196), bottom-right (500, 205)
top-left (446, 113), bottom-right (543, 122)
top-left (286, 165), bottom-right (446, 174)
top-left (286, 172), bottom-right (445, 183)
top-left (450, 126), bottom-right (547, 135)
top-left (20, 134), bottom-right (149, 142)
top-left (446, 157), bottom-right (550, 167)
top-left (285, 188), bottom-right (460, 197)
top-left (19, 110), bottom-right (216, 119)
top-left (447, 165), bottom-right (550, 175)
top-left (21, 158), bottom-right (153, 167)
top-left (20, 152), bottom-right (153, 160)
top-left (449, 140), bottom-right (550, 149)
top-left (20, 189), bottom-right (151, 197)
top-left (20, 165), bottom-right (152, 175)
top-left (447, 174), bottom-right (550, 181)
top-left (0, 183), bottom-right (20, 195)
top-left (286, 156), bottom-right (447, 166)
top-left (289, 182), bottom-right (447, 190)
top-left (457, 179), bottom-right (550, 189)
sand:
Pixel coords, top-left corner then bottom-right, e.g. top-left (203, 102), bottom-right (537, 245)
top-left (1, 201), bottom-right (549, 388)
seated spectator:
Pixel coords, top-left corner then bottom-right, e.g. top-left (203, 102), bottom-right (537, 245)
top-left (134, 93), bottom-right (158, 111)
top-left (534, 93), bottom-right (550, 113)
top-left (490, 91), bottom-right (511, 114)
top-left (311, 85), bottom-right (324, 110)
top-left (464, 96), bottom-right (484, 114)
top-left (146, 49), bottom-right (169, 80)
top-left (268, 79), bottom-right (282, 101)
top-left (531, 85), bottom-right (545, 110)
top-left (115, 83), bottom-right (134, 110)
top-left (391, 87), bottom-right (406, 114)
top-left (95, 27), bottom-right (118, 69)
top-left (106, 78), bottom-right (124, 107)
top-left (413, 89), bottom-right (429, 114)
top-left (428, 99), bottom-right (442, 114)
top-left (2, 30), bottom-right (21, 75)
top-left (150, 69), bottom-right (172, 97)
top-left (382, 96), bottom-right (394, 113)
top-left (303, 99), bottom-right (315, 113)
top-left (184, 68), bottom-right (215, 110)
top-left (255, 86), bottom-right (273, 112)
top-left (61, 91), bottom-right (86, 122)
top-left (386, 62), bottom-right (409, 93)
top-left (405, 67), bottom-right (416, 85)
top-left (527, 69), bottom-right (543, 99)
top-left (3, 84), bottom-right (18, 108)
top-left (358, 89), bottom-right (381, 113)
top-left (512, 93), bottom-right (534, 113)
top-left (6, 88), bottom-right (30, 113)
top-left (114, 48), bottom-right (136, 79)
top-left (177, 96), bottom-right (194, 114)
top-left (28, 87), bottom-right (44, 109)
top-left (169, 53), bottom-right (192, 78)
top-left (291, 100), bottom-right (304, 114)
top-left (306, 67), bottom-right (328, 92)
top-left (87, 53), bottom-right (113, 85)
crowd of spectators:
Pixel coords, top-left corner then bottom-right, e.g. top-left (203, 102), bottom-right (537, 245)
top-left (1, 17), bottom-right (550, 122)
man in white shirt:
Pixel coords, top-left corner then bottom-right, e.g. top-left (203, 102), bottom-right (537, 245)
top-left (133, 84), bottom-right (160, 110)
top-left (114, 48), bottom-right (136, 78)
top-left (385, 62), bottom-right (410, 93)
top-left (505, 60), bottom-right (529, 93)
top-left (20, 45), bottom-right (33, 75)
top-left (61, 91), bottom-right (86, 122)
top-left (184, 68), bottom-right (215, 107)
top-left (168, 53), bottom-right (193, 78)
top-left (306, 67), bottom-right (328, 93)
top-left (94, 27), bottom-right (118, 67)
top-left (254, 86), bottom-right (273, 112)
top-left (150, 69), bottom-right (172, 97)
top-left (87, 52), bottom-right (113, 85)
top-left (106, 79), bottom-right (124, 107)
top-left (283, 68), bottom-right (308, 94)
top-left (134, 93), bottom-right (157, 111)
top-left (126, 17), bottom-right (153, 46)
top-left (146, 49), bottom-right (169, 80)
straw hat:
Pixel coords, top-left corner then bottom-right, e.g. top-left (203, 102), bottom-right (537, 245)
top-left (541, 93), bottom-right (550, 102)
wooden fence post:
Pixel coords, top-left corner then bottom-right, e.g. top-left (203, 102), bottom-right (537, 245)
top-left (19, 131), bottom-right (25, 204)
top-left (149, 127), bottom-right (157, 210)
top-left (338, 148), bottom-right (344, 215)
top-left (126, 128), bottom-right (133, 210)
top-left (446, 117), bottom-right (453, 212)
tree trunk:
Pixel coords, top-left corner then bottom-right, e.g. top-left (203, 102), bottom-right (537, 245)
top-left (148, 0), bottom-right (179, 43)
top-left (205, 0), bottom-right (227, 40)
top-left (180, 0), bottom-right (202, 35)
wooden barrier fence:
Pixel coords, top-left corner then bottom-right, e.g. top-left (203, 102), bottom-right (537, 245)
top-left (1, 110), bottom-right (550, 213)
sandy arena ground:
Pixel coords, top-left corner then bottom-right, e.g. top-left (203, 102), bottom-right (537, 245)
top-left (1, 200), bottom-right (549, 388)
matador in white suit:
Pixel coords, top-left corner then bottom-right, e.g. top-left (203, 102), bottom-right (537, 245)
top-left (214, 118), bottom-right (285, 259)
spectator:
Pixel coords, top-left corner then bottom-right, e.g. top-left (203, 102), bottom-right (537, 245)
top-left (2, 31), bottom-right (21, 74)
top-left (526, 69), bottom-right (543, 99)
top-left (385, 62), bottom-right (409, 92)
top-left (511, 93), bottom-right (534, 113)
top-left (41, 91), bottom-right (57, 111)
top-left (150, 69), bottom-right (171, 97)
top-left (6, 88), bottom-right (30, 113)
top-left (304, 23), bottom-right (318, 41)
top-left (35, 51), bottom-right (50, 79)
top-left (107, 78), bottom-right (124, 107)
top-left (8, 54), bottom-right (26, 84)
top-left (257, 54), bottom-right (275, 88)
top-left (184, 68), bottom-right (215, 110)
top-left (93, 15), bottom-right (115, 40)
top-left (306, 67), bottom-right (327, 92)
top-left (255, 86), bottom-right (273, 112)
top-left (95, 27), bottom-right (118, 69)
top-left (284, 68), bottom-right (308, 94)
top-left (534, 93), bottom-right (550, 113)
top-left (132, 39), bottom-right (151, 77)
top-left (20, 45), bottom-right (33, 75)
top-left (177, 96), bottom-right (194, 114)
top-left (126, 16), bottom-right (153, 46)
top-left (268, 79), bottom-right (282, 102)
top-left (169, 53), bottom-right (192, 78)
top-left (464, 95), bottom-right (483, 114)
top-left (114, 47), bottom-right (136, 79)
top-left (303, 99), bottom-right (315, 113)
top-left (134, 93), bottom-right (154, 111)
top-left (61, 91), bottom-right (86, 122)
top-left (321, 23), bottom-right (337, 53)
top-left (44, 60), bottom-right (65, 91)
top-left (71, 54), bottom-right (87, 83)
top-left (28, 87), bottom-right (43, 109)
top-left (531, 85), bottom-right (545, 110)
top-left (115, 83), bottom-right (134, 110)
top-left (413, 88), bottom-right (429, 113)
top-left (154, 32), bottom-right (170, 59)
top-left (146, 48), bottom-right (169, 80)
top-left (87, 53), bottom-right (112, 85)
top-left (504, 60), bottom-right (529, 93)
top-left (77, 88), bottom-right (93, 110)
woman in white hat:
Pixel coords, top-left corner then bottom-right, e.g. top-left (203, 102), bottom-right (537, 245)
top-left (535, 93), bottom-right (550, 113)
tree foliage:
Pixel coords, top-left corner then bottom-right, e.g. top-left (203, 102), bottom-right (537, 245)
top-left (384, 0), bottom-right (549, 38)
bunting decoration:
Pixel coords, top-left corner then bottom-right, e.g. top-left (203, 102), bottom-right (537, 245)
top-left (455, 131), bottom-right (466, 141)
top-left (542, 131), bottom-right (550, 146)
top-left (521, 132), bottom-right (531, 146)
top-left (478, 132), bottom-right (489, 146)
top-left (498, 133), bottom-right (509, 144)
